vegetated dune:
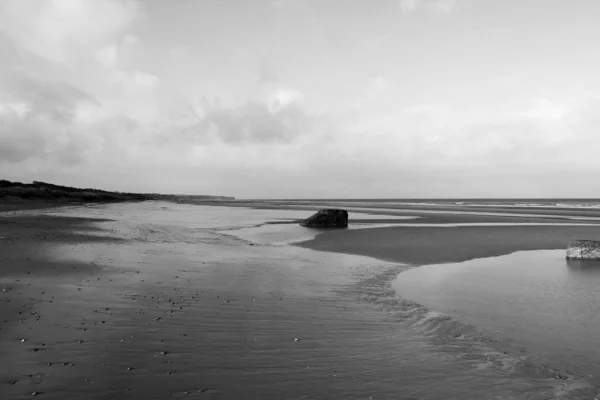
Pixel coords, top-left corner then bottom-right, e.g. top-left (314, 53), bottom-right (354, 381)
top-left (0, 180), bottom-right (169, 203)
top-left (0, 180), bottom-right (234, 206)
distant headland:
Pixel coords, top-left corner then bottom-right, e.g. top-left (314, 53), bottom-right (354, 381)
top-left (0, 179), bottom-right (234, 210)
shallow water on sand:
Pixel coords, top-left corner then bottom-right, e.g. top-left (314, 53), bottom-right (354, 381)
top-left (224, 215), bottom-right (419, 246)
top-left (393, 250), bottom-right (600, 387)
top-left (267, 202), bottom-right (600, 221)
top-left (1, 203), bottom-right (598, 399)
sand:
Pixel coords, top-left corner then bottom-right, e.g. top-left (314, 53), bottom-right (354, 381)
top-left (0, 198), bottom-right (76, 213)
top-left (1, 204), bottom-right (418, 399)
top-left (1, 201), bottom-right (599, 399)
top-left (296, 224), bottom-right (600, 265)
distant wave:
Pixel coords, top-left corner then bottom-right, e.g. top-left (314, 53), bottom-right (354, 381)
top-left (268, 199), bottom-right (600, 210)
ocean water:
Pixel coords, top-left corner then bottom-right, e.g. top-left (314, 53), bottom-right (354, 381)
top-left (263, 198), bottom-right (600, 209)
top-left (2, 202), bottom-right (599, 399)
top-left (392, 250), bottom-right (600, 387)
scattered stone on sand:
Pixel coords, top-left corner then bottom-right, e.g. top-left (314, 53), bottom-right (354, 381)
top-left (566, 240), bottom-right (600, 260)
top-left (299, 209), bottom-right (348, 228)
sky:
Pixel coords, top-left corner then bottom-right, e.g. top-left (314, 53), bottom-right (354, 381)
top-left (1, 0), bottom-right (600, 198)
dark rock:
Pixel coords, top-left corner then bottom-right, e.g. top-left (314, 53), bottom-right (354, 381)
top-left (566, 240), bottom-right (600, 260)
top-left (300, 209), bottom-right (348, 228)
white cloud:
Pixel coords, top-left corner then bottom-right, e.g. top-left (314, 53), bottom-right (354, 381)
top-left (525, 98), bottom-right (571, 121)
top-left (95, 45), bottom-right (119, 68)
top-left (271, 0), bottom-right (307, 11)
top-left (267, 88), bottom-right (304, 113)
top-left (0, 80), bottom-right (97, 165)
top-left (132, 71), bottom-right (160, 88)
top-left (368, 76), bottom-right (390, 92)
top-left (0, 0), bottom-right (141, 64)
top-left (399, 0), bottom-right (420, 12)
top-left (1, 0), bottom-right (599, 198)
top-left (170, 45), bottom-right (192, 59)
top-left (431, 0), bottom-right (458, 14)
top-left (123, 34), bottom-right (139, 47)
top-left (399, 0), bottom-right (458, 14)
top-left (94, 34), bottom-right (139, 68)
top-left (0, 0), bottom-right (159, 169)
top-left (0, 102), bottom-right (31, 118)
top-left (73, 102), bottom-right (108, 125)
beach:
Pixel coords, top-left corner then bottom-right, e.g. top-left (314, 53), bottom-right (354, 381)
top-left (3, 0), bottom-right (600, 398)
top-left (1, 200), bottom-right (599, 399)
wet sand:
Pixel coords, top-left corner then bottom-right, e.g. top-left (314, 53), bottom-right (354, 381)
top-left (1, 202), bottom-right (599, 399)
top-left (218, 198), bottom-right (600, 265)
top-left (296, 224), bottom-right (600, 265)
top-left (1, 204), bottom-right (420, 400)
top-left (0, 198), bottom-right (76, 213)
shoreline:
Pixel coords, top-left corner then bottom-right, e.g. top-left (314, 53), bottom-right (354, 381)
top-left (187, 199), bottom-right (600, 219)
top-left (0, 197), bottom-right (148, 214)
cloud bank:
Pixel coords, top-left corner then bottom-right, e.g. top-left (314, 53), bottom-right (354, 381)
top-left (398, 0), bottom-right (458, 14)
top-left (1, 0), bottom-right (600, 197)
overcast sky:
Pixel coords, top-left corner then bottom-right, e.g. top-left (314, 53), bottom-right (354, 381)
top-left (1, 0), bottom-right (600, 198)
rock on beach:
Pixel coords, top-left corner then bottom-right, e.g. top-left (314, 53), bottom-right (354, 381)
top-left (300, 209), bottom-right (348, 228)
top-left (566, 240), bottom-right (600, 260)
